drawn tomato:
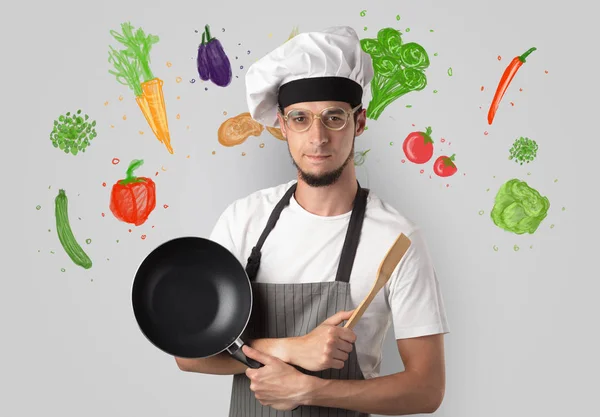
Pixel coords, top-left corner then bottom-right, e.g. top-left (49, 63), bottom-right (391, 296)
top-left (109, 159), bottom-right (156, 226)
top-left (402, 126), bottom-right (434, 164)
top-left (433, 154), bottom-right (458, 177)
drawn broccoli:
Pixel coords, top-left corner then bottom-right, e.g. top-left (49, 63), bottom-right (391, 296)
top-left (360, 28), bottom-right (429, 120)
top-left (490, 179), bottom-right (550, 234)
top-left (509, 137), bottom-right (538, 165)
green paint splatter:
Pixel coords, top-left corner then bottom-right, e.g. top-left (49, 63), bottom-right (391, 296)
top-left (364, 27), bottom-right (368, 31)
top-left (434, 52), bottom-right (438, 56)
top-left (61, 268), bottom-right (66, 272)
top-left (389, 141), bottom-right (394, 146)
top-left (479, 210), bottom-right (484, 215)
top-left (433, 89), bottom-right (438, 93)
top-left (448, 67), bottom-right (453, 76)
top-left (430, 29), bottom-right (435, 32)
top-left (550, 224), bottom-right (555, 229)
top-left (50, 251), bottom-right (55, 254)
top-left (86, 238), bottom-right (92, 244)
top-left (514, 245), bottom-right (520, 251)
top-left (562, 207), bottom-right (566, 211)
top-left (116, 239), bottom-right (120, 243)
top-left (36, 205), bottom-right (41, 210)
top-left (396, 14), bottom-right (401, 20)
top-left (554, 179), bottom-right (559, 183)
top-left (364, 126), bottom-right (369, 130)
top-left (493, 245), bottom-right (499, 252)
top-left (406, 104), bottom-right (412, 108)
top-left (360, 10), bottom-right (366, 17)
top-left (491, 179), bottom-right (550, 234)
top-left (486, 188), bottom-right (490, 192)
top-left (406, 28), bottom-right (411, 32)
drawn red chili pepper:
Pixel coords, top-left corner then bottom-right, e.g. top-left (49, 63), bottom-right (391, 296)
top-left (402, 126), bottom-right (434, 164)
top-left (109, 159), bottom-right (156, 226)
top-left (433, 154), bottom-right (457, 177)
top-left (487, 47), bottom-right (536, 125)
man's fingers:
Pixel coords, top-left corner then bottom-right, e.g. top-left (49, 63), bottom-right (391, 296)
top-left (337, 329), bottom-right (357, 344)
top-left (335, 339), bottom-right (354, 353)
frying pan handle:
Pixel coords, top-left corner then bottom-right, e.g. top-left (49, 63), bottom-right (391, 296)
top-left (227, 338), bottom-right (264, 369)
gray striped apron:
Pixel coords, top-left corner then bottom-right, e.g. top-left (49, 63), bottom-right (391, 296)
top-left (228, 180), bottom-right (370, 417)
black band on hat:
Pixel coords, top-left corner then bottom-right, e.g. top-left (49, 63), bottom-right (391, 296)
top-left (278, 76), bottom-right (363, 110)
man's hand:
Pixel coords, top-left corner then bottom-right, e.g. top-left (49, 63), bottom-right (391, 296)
top-left (289, 309), bottom-right (357, 372)
top-left (242, 345), bottom-right (314, 411)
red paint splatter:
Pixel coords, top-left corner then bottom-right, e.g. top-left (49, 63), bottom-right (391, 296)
top-left (102, 182), bottom-right (106, 187)
top-left (141, 234), bottom-right (147, 240)
top-left (497, 55), bottom-right (502, 61)
top-left (544, 70), bottom-right (548, 74)
top-left (112, 158), bottom-right (120, 165)
top-left (411, 123), bottom-right (415, 126)
top-left (152, 225), bottom-right (155, 228)
top-left (510, 102), bottom-right (514, 106)
top-left (155, 172), bottom-right (159, 176)
top-left (420, 169), bottom-right (424, 174)
top-left (101, 212), bottom-right (105, 217)
top-left (401, 159), bottom-right (406, 163)
top-left (441, 138), bottom-right (446, 143)
top-left (128, 229), bottom-right (132, 233)
top-left (480, 86), bottom-right (484, 91)
top-left (446, 184), bottom-right (450, 187)
top-left (519, 88), bottom-right (523, 92)
top-left (163, 204), bottom-right (169, 209)
top-left (484, 131), bottom-right (489, 136)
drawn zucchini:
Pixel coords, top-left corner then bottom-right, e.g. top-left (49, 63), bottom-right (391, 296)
top-left (55, 189), bottom-right (92, 269)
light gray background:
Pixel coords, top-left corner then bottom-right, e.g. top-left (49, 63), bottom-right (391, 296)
top-left (3, 0), bottom-right (599, 415)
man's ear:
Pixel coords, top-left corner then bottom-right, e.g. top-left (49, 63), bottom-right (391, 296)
top-left (276, 112), bottom-right (287, 138)
top-left (355, 108), bottom-right (367, 136)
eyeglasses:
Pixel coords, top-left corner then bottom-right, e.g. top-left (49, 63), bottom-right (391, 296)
top-left (280, 104), bottom-right (362, 133)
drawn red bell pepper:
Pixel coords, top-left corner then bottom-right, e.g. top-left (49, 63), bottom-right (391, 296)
top-left (109, 159), bottom-right (156, 226)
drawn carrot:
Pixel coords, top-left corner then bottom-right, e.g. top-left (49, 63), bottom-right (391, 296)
top-left (487, 47), bottom-right (536, 125)
top-left (108, 22), bottom-right (173, 153)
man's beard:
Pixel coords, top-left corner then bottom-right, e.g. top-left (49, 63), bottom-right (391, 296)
top-left (289, 136), bottom-right (355, 187)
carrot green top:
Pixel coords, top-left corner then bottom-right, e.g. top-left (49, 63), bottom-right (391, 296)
top-left (108, 22), bottom-right (160, 97)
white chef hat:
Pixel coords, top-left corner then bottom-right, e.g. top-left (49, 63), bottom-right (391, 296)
top-left (245, 26), bottom-right (374, 127)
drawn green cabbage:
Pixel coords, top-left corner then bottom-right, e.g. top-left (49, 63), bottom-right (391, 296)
top-left (490, 179), bottom-right (550, 234)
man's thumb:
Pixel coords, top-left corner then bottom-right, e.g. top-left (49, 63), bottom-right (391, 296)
top-left (324, 309), bottom-right (355, 325)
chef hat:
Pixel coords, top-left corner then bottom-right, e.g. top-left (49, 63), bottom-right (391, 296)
top-left (245, 26), bottom-right (374, 127)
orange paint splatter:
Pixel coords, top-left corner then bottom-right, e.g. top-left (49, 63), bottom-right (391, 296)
top-left (163, 204), bottom-right (169, 209)
top-left (129, 229), bottom-right (132, 233)
top-left (161, 166), bottom-right (167, 172)
top-left (155, 172), bottom-right (159, 176)
top-left (104, 101), bottom-right (109, 106)
top-left (110, 125), bottom-right (115, 128)
top-left (223, 111), bottom-right (228, 116)
top-left (141, 234), bottom-right (147, 240)
top-left (510, 102), bottom-right (514, 106)
top-left (112, 158), bottom-right (120, 165)
top-left (186, 155), bottom-right (190, 158)
top-left (544, 70), bottom-right (548, 74)
top-left (242, 152), bottom-right (246, 156)
top-left (166, 61), bottom-right (172, 67)
top-left (176, 114), bottom-right (181, 119)
top-left (176, 76), bottom-right (182, 83)
top-left (122, 114), bottom-right (127, 120)
top-left (519, 88), bottom-right (523, 92)
top-left (186, 125), bottom-right (190, 130)
top-left (480, 86), bottom-right (484, 91)
top-left (497, 55), bottom-right (502, 61)
top-left (139, 131), bottom-right (144, 135)
top-left (212, 151), bottom-right (216, 155)
top-left (177, 96), bottom-right (181, 100)
top-left (102, 182), bottom-right (106, 187)
top-left (119, 95), bottom-right (124, 101)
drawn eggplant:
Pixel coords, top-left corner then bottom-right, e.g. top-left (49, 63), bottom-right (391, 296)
top-left (196, 32), bottom-right (210, 81)
top-left (196, 24), bottom-right (232, 87)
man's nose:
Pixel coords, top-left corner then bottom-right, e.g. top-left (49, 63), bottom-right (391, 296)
top-left (308, 117), bottom-right (329, 145)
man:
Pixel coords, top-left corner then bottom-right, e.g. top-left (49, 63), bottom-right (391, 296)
top-left (175, 26), bottom-right (450, 416)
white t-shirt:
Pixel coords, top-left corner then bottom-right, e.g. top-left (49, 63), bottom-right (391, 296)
top-left (209, 179), bottom-right (450, 379)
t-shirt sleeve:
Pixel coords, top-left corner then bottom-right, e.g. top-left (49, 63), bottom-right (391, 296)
top-left (387, 228), bottom-right (450, 339)
top-left (208, 202), bottom-right (239, 257)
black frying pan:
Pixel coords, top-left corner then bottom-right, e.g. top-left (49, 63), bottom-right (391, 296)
top-left (131, 236), bottom-right (263, 369)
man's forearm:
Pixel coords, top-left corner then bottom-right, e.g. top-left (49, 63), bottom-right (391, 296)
top-left (175, 337), bottom-right (296, 375)
top-left (301, 370), bottom-right (443, 415)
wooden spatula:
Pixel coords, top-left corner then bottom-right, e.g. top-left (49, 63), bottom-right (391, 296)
top-left (344, 233), bottom-right (412, 329)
